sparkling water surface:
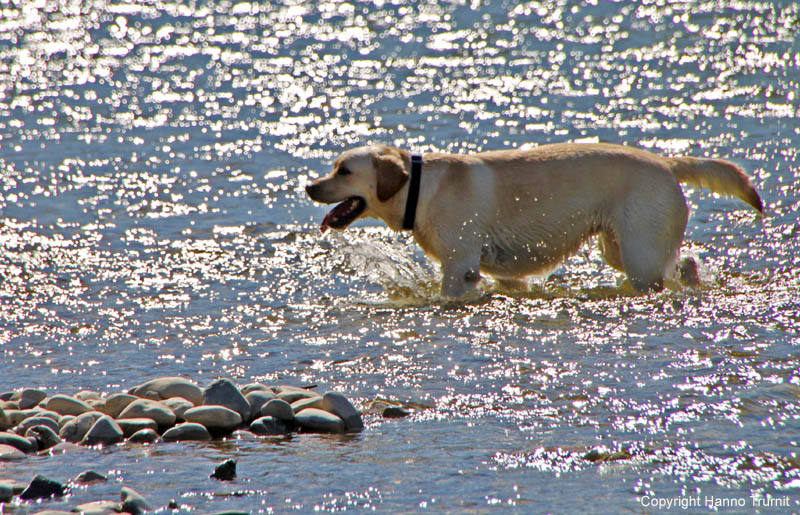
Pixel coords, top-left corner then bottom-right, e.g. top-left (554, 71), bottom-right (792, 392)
top-left (1, 0), bottom-right (799, 512)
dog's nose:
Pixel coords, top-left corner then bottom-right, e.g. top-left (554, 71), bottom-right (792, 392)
top-left (305, 182), bottom-right (319, 199)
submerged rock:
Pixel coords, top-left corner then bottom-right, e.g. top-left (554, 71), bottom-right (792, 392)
top-left (162, 423), bottom-right (212, 442)
top-left (117, 418), bottom-right (158, 438)
top-left (121, 486), bottom-right (151, 514)
top-left (210, 459), bottom-right (236, 481)
top-left (295, 408), bottom-right (345, 434)
top-left (249, 416), bottom-right (287, 436)
top-left (128, 428), bottom-right (159, 444)
top-left (20, 474), bottom-right (67, 500)
top-left (382, 406), bottom-right (410, 418)
top-left (0, 443), bottom-right (26, 461)
top-left (75, 470), bottom-right (108, 483)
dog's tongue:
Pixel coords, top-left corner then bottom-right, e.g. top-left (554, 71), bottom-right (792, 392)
top-left (320, 211), bottom-right (333, 233)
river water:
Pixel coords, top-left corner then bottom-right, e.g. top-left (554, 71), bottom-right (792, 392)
top-left (1, 0), bottom-right (799, 512)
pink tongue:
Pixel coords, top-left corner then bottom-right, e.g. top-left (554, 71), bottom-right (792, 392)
top-left (320, 210), bottom-right (334, 233)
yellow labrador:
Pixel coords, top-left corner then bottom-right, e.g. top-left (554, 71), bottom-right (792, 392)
top-left (306, 143), bottom-right (762, 298)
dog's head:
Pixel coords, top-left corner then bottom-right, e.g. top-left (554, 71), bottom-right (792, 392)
top-left (306, 145), bottom-right (410, 232)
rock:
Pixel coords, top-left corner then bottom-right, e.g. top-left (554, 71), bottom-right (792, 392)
top-left (116, 418), bottom-right (158, 438)
top-left (121, 486), bottom-right (151, 515)
top-left (382, 406), bottom-right (410, 418)
top-left (0, 408), bottom-right (9, 430)
top-left (73, 500), bottom-right (120, 514)
top-left (75, 390), bottom-right (103, 402)
top-left (103, 393), bottom-right (138, 418)
top-left (16, 415), bottom-right (60, 435)
top-left (46, 395), bottom-right (93, 416)
top-left (203, 378), bottom-right (251, 422)
top-left (26, 425), bottom-right (62, 450)
top-left (129, 377), bottom-right (203, 406)
top-left (48, 441), bottom-right (80, 454)
top-left (19, 388), bottom-right (47, 410)
top-left (260, 399), bottom-right (295, 423)
top-left (117, 399), bottom-right (176, 428)
top-left (161, 397), bottom-right (194, 422)
top-left (87, 398), bottom-right (107, 411)
top-left (320, 392), bottom-right (364, 432)
top-left (276, 385), bottom-right (320, 404)
top-left (128, 428), bottom-right (159, 444)
top-left (0, 443), bottom-right (26, 461)
top-left (240, 383), bottom-right (270, 395)
top-left (0, 430), bottom-right (37, 453)
top-left (249, 416), bottom-right (287, 436)
top-left (75, 470), bottom-right (108, 483)
top-left (0, 482), bottom-right (12, 502)
top-left (210, 459), bottom-right (236, 480)
top-left (162, 423), bottom-right (212, 442)
top-left (20, 474), bottom-right (66, 499)
top-left (229, 430), bottom-right (258, 440)
top-left (58, 415), bottom-right (75, 429)
top-left (183, 406), bottom-right (242, 433)
top-left (6, 408), bottom-right (41, 426)
top-left (81, 416), bottom-right (124, 446)
top-left (59, 411), bottom-right (105, 443)
top-left (0, 392), bottom-right (14, 401)
top-left (295, 408), bottom-right (345, 434)
top-left (291, 396), bottom-right (324, 414)
top-left (246, 390), bottom-right (277, 420)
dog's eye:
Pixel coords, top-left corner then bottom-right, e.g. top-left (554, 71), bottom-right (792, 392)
top-left (338, 167), bottom-right (352, 176)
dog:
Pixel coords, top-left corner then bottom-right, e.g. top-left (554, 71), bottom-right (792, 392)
top-left (306, 143), bottom-right (762, 298)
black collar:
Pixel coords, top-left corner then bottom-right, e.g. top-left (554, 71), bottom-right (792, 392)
top-left (402, 154), bottom-right (423, 231)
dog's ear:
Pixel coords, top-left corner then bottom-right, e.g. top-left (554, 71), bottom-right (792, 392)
top-left (374, 152), bottom-right (409, 202)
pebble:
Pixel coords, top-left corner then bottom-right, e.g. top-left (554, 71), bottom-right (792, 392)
top-left (26, 425), bottom-right (62, 450)
top-left (162, 422), bottom-right (212, 442)
top-left (19, 388), bottom-right (47, 410)
top-left (129, 377), bottom-right (203, 406)
top-left (0, 443), bottom-right (26, 461)
top-left (103, 393), bottom-right (138, 418)
top-left (162, 396), bottom-right (194, 422)
top-left (249, 416), bottom-right (287, 436)
top-left (118, 399), bottom-right (176, 428)
top-left (260, 399), bottom-right (295, 422)
top-left (59, 411), bottom-right (105, 443)
top-left (121, 486), bottom-right (152, 515)
top-left (203, 378), bottom-right (251, 422)
top-left (46, 394), bottom-right (93, 416)
top-left (20, 474), bottom-right (67, 500)
top-left (117, 418), bottom-right (158, 438)
top-left (320, 392), bottom-right (364, 432)
top-left (210, 459), bottom-right (236, 480)
top-left (16, 415), bottom-right (60, 435)
top-left (245, 390), bottom-right (277, 420)
top-left (183, 405), bottom-right (242, 433)
top-left (0, 431), bottom-right (37, 453)
top-left (295, 408), bottom-right (345, 434)
top-left (81, 416), bottom-right (124, 446)
top-left (128, 428), bottom-right (159, 444)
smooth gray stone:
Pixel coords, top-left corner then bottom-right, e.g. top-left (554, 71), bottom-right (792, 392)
top-left (74, 390), bottom-right (102, 402)
top-left (16, 415), bottom-right (60, 435)
top-left (203, 378), bottom-right (251, 422)
top-left (276, 385), bottom-right (321, 404)
top-left (128, 428), bottom-right (159, 444)
top-left (117, 399), bottom-right (176, 428)
top-left (19, 388), bottom-right (47, 410)
top-left (0, 430), bottom-right (37, 453)
top-left (20, 474), bottom-right (66, 499)
top-left (121, 486), bottom-right (151, 515)
top-left (6, 408), bottom-right (41, 426)
top-left (45, 394), bottom-right (93, 416)
top-left (26, 425), bottom-right (62, 449)
top-left (295, 408), bottom-right (345, 434)
top-left (162, 423), bottom-right (212, 442)
top-left (161, 397), bottom-right (194, 422)
top-left (0, 407), bottom-right (9, 430)
top-left (73, 500), bottom-right (120, 514)
top-left (128, 376), bottom-right (203, 405)
top-left (240, 383), bottom-right (271, 396)
top-left (249, 416), bottom-right (287, 436)
top-left (246, 390), bottom-right (277, 420)
top-left (184, 406), bottom-right (242, 432)
top-left (0, 443), bottom-right (26, 461)
top-left (260, 399), bottom-right (295, 422)
top-left (291, 396), bottom-right (324, 414)
top-left (103, 393), bottom-right (138, 418)
top-left (320, 392), bottom-right (364, 432)
top-left (81, 416), bottom-right (124, 446)
top-left (59, 411), bottom-right (105, 443)
top-left (116, 418), bottom-right (158, 438)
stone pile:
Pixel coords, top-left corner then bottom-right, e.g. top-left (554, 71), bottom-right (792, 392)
top-left (0, 377), bottom-right (364, 456)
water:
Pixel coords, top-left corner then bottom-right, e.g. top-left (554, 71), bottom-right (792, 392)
top-left (1, 0), bottom-right (799, 512)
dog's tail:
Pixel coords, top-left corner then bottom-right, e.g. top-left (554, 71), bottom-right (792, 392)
top-left (667, 157), bottom-right (763, 213)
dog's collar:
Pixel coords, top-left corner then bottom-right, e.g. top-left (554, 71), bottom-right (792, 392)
top-left (402, 154), bottom-right (423, 231)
